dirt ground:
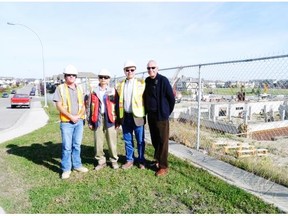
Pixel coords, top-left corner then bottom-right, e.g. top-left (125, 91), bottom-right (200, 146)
top-left (211, 134), bottom-right (288, 167)
top-left (253, 137), bottom-right (288, 168)
top-left (172, 101), bottom-right (288, 177)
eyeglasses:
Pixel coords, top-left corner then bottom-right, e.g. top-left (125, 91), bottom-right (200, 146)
top-left (98, 76), bottom-right (110, 80)
top-left (65, 74), bottom-right (77, 77)
top-left (147, 67), bottom-right (156, 70)
top-left (125, 69), bottom-right (135, 72)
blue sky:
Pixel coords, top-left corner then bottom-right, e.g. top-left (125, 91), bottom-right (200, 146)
top-left (1, 2), bottom-right (288, 79)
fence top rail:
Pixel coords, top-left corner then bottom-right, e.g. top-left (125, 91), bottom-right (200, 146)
top-left (114, 54), bottom-right (288, 80)
top-left (195, 54), bottom-right (288, 68)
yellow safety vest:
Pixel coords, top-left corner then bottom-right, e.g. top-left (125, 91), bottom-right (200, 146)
top-left (58, 83), bottom-right (85, 121)
top-left (117, 79), bottom-right (145, 118)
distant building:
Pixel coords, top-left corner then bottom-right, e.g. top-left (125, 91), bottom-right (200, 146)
top-left (174, 76), bottom-right (199, 93)
top-left (51, 71), bottom-right (98, 94)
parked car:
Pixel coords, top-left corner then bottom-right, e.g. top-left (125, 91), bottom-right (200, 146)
top-left (2, 92), bottom-right (9, 98)
top-left (10, 94), bottom-right (31, 109)
top-left (11, 89), bottom-right (16, 94)
top-left (29, 91), bottom-right (36, 96)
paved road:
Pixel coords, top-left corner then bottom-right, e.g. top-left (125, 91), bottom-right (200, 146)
top-left (0, 85), bottom-right (41, 131)
top-left (0, 100), bottom-right (49, 144)
top-left (0, 98), bottom-right (27, 131)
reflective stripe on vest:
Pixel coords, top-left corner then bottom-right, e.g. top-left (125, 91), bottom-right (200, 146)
top-left (59, 83), bottom-right (85, 121)
top-left (91, 93), bottom-right (116, 124)
top-left (117, 79), bottom-right (145, 118)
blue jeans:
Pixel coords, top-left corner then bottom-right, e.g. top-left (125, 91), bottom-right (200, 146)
top-left (60, 120), bottom-right (84, 172)
top-left (122, 114), bottom-right (145, 163)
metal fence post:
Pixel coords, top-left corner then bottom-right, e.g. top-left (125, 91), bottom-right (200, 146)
top-left (196, 65), bottom-right (202, 151)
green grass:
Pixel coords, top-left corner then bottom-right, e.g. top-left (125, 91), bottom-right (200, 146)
top-left (203, 87), bottom-right (288, 96)
top-left (0, 103), bottom-right (283, 214)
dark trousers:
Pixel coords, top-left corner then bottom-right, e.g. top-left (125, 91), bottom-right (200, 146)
top-left (147, 112), bottom-right (169, 169)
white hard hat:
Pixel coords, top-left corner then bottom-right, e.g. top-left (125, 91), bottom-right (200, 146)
top-left (123, 60), bottom-right (137, 69)
top-left (98, 68), bottom-right (111, 77)
top-left (64, 64), bottom-right (78, 75)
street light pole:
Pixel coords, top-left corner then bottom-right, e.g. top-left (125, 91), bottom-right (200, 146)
top-left (7, 22), bottom-right (48, 108)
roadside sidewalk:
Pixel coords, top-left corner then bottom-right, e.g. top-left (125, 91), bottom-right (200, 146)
top-left (0, 101), bottom-right (49, 145)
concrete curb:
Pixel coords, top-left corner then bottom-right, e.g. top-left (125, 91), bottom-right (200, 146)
top-left (144, 130), bottom-right (288, 213)
top-left (168, 142), bottom-right (288, 213)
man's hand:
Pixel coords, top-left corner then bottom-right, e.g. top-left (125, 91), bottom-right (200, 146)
top-left (70, 115), bottom-right (80, 123)
top-left (88, 124), bottom-right (94, 130)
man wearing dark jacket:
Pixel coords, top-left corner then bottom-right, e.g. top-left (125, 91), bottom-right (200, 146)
top-left (143, 60), bottom-right (175, 176)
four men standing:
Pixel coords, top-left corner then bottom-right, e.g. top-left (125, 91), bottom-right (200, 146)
top-left (54, 60), bottom-right (175, 179)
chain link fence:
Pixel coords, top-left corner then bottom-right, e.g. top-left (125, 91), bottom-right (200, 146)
top-left (63, 54), bottom-right (288, 188)
top-left (111, 54), bottom-right (288, 186)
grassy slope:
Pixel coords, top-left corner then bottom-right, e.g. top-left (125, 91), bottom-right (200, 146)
top-left (0, 104), bottom-right (282, 214)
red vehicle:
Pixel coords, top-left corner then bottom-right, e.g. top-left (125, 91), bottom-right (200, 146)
top-left (11, 94), bottom-right (31, 109)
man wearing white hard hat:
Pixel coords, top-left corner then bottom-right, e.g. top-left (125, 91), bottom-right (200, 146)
top-left (86, 68), bottom-right (119, 171)
top-left (117, 60), bottom-right (146, 169)
top-left (53, 64), bottom-right (88, 179)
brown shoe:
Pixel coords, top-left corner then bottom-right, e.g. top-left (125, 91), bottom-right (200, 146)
top-left (155, 168), bottom-right (168, 177)
top-left (121, 161), bottom-right (133, 169)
